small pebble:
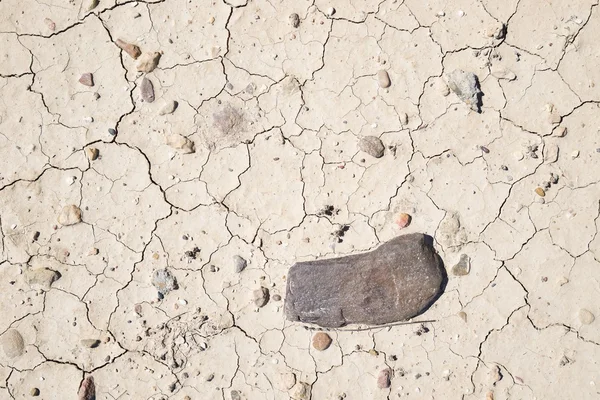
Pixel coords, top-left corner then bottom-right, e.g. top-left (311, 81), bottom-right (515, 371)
top-left (80, 339), bottom-right (101, 348)
top-left (555, 126), bottom-right (567, 137)
top-left (358, 136), bottom-right (385, 158)
top-left (326, 7), bottom-right (336, 16)
top-left (115, 39), bottom-right (141, 59)
top-left (86, 147), bottom-right (99, 161)
top-left (535, 187), bottom-right (546, 197)
top-left (451, 254), bottom-right (470, 276)
top-left (458, 311), bottom-right (467, 322)
top-left (272, 294), bottom-right (282, 301)
top-left (0, 329), bottom-right (25, 358)
top-left (136, 52), bottom-right (161, 73)
top-left (152, 268), bottom-right (178, 296)
top-left (57, 205), bottom-right (82, 226)
top-left (377, 368), bottom-right (392, 389)
top-left (400, 112), bottom-right (409, 125)
top-left (289, 13), bottom-right (300, 28)
top-left (159, 100), bottom-right (178, 115)
top-left (79, 73), bottom-right (94, 87)
top-left (108, 128), bottom-right (117, 135)
top-left (571, 150), bottom-right (580, 159)
top-left (166, 133), bottom-right (195, 153)
top-left (87, 0), bottom-right (99, 11)
top-left (579, 309), bottom-right (595, 325)
top-left (395, 213), bottom-right (412, 228)
top-left (312, 332), bottom-right (332, 351)
top-left (253, 287), bottom-right (270, 307)
top-left (30, 388), bottom-right (40, 396)
top-left (233, 255), bottom-right (247, 273)
top-left (377, 70), bottom-right (391, 88)
top-left (141, 77), bottom-right (155, 103)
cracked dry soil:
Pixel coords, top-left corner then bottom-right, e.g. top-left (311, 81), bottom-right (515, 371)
top-left (1, 0), bottom-right (600, 399)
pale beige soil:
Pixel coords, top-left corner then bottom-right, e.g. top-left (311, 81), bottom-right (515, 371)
top-left (1, 0), bottom-right (599, 399)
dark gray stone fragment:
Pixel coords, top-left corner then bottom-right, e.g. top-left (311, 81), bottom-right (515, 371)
top-left (284, 233), bottom-right (446, 327)
top-left (141, 77), bottom-right (155, 103)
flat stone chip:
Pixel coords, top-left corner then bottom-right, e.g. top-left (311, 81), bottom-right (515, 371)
top-left (284, 233), bottom-right (446, 327)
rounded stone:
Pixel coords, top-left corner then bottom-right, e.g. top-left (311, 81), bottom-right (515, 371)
top-left (289, 13), bottom-right (300, 28)
top-left (1, 329), bottom-right (25, 359)
top-left (312, 332), bottom-right (332, 351)
top-left (579, 309), bottom-right (595, 325)
top-left (377, 70), bottom-right (391, 88)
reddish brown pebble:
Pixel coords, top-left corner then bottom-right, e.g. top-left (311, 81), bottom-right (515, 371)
top-left (534, 187), bottom-right (545, 197)
top-left (140, 77), bottom-right (155, 103)
top-left (312, 332), bottom-right (332, 351)
top-left (115, 39), bottom-right (142, 59)
top-left (377, 368), bottom-right (392, 389)
top-left (79, 73), bottom-right (94, 87)
top-left (395, 213), bottom-right (412, 228)
top-left (78, 376), bottom-right (95, 400)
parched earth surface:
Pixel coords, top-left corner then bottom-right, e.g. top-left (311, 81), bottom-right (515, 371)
top-left (1, 0), bottom-right (600, 399)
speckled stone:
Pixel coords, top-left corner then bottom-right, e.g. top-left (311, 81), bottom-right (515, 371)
top-left (312, 332), bottom-right (332, 351)
top-left (358, 136), bottom-right (385, 158)
top-left (285, 233), bottom-right (446, 327)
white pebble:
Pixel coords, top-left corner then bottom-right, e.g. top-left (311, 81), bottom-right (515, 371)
top-left (436, 11), bottom-right (445, 17)
top-left (96, 187), bottom-right (102, 192)
top-left (177, 298), bottom-right (187, 305)
top-left (169, 175), bottom-right (175, 180)
top-left (10, 224), bottom-right (17, 230)
top-left (457, 10), bottom-right (464, 17)
top-left (326, 7), bottom-right (336, 16)
top-left (571, 150), bottom-right (580, 159)
top-left (82, 116), bottom-right (94, 124)
top-left (371, 123), bottom-right (378, 128)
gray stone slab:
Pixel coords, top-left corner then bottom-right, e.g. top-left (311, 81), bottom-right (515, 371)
top-left (284, 233), bottom-right (446, 327)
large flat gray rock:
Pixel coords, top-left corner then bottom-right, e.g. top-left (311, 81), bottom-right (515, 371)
top-left (284, 233), bottom-right (446, 327)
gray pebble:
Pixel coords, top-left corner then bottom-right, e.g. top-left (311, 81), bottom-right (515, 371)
top-left (446, 69), bottom-right (482, 112)
top-left (233, 255), bottom-right (247, 273)
top-left (152, 268), bottom-right (178, 296)
top-left (141, 77), bottom-right (155, 103)
top-left (0, 329), bottom-right (25, 358)
top-left (253, 287), bottom-right (270, 307)
top-left (358, 136), bottom-right (385, 158)
top-left (289, 13), bottom-right (300, 28)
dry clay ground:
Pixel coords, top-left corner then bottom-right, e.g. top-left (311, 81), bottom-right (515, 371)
top-left (1, 0), bottom-right (599, 399)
